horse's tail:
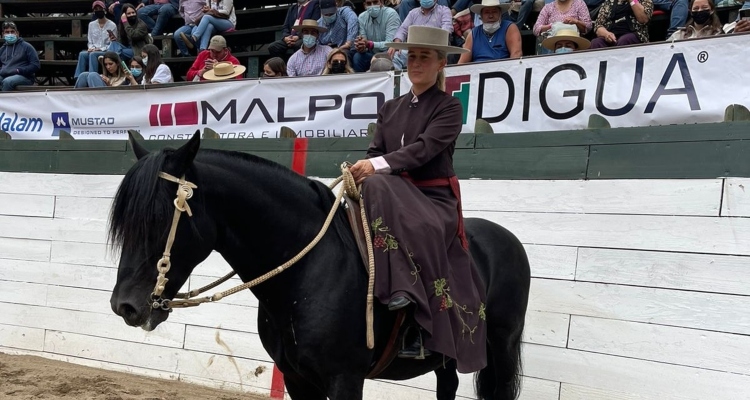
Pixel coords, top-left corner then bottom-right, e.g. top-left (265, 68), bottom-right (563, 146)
top-left (475, 325), bottom-right (524, 399)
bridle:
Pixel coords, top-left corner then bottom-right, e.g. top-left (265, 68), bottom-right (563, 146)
top-left (146, 165), bottom-right (377, 348)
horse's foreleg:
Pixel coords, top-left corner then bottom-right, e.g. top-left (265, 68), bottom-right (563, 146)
top-left (327, 375), bottom-right (365, 400)
top-left (284, 371), bottom-right (327, 400)
top-left (434, 359), bottom-right (459, 400)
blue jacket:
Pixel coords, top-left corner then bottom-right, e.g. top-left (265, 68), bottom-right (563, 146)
top-left (0, 38), bottom-right (40, 79)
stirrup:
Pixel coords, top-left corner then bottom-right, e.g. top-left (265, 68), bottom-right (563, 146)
top-left (398, 327), bottom-right (430, 360)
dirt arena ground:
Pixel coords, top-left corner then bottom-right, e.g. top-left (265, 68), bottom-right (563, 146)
top-left (0, 353), bottom-right (270, 400)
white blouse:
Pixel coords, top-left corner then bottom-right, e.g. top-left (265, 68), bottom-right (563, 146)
top-left (144, 64), bottom-right (174, 84)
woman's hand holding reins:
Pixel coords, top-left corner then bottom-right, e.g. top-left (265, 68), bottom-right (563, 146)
top-left (349, 160), bottom-right (375, 185)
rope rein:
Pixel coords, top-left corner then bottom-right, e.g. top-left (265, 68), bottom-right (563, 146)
top-left (150, 164), bottom-right (376, 349)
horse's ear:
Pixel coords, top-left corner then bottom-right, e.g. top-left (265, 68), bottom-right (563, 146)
top-left (171, 130), bottom-right (201, 172)
top-left (128, 130), bottom-right (149, 160)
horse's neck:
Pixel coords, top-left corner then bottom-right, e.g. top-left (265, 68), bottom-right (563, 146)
top-left (200, 160), bottom-right (332, 287)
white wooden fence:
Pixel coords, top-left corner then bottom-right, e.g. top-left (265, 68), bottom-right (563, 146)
top-left (1, 172), bottom-right (749, 399)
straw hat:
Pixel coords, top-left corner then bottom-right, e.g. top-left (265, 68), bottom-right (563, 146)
top-left (203, 62), bottom-right (246, 81)
top-left (542, 27), bottom-right (591, 50)
top-left (386, 26), bottom-right (469, 54)
top-left (470, 0), bottom-right (512, 15)
top-left (292, 19), bottom-right (328, 33)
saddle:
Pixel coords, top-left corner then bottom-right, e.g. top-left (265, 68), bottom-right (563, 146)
top-left (342, 195), bottom-right (408, 379)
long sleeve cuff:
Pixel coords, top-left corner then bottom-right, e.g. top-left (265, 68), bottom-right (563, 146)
top-left (368, 156), bottom-right (391, 174)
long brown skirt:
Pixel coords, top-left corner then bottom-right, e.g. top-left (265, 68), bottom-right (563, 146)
top-left (362, 174), bottom-right (487, 373)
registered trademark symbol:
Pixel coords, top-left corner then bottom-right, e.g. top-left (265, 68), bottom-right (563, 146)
top-left (697, 51), bottom-right (709, 63)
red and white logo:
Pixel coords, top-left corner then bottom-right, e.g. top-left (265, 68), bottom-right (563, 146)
top-left (149, 102), bottom-right (199, 126)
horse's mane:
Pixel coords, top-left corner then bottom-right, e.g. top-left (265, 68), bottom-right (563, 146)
top-left (108, 148), bottom-right (335, 255)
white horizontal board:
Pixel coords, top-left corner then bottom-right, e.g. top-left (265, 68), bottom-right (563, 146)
top-left (0, 259), bottom-right (116, 291)
top-left (461, 179), bottom-right (721, 216)
top-left (54, 196), bottom-right (113, 221)
top-left (184, 325), bottom-right (272, 363)
top-left (524, 311), bottom-right (570, 348)
top-left (0, 172), bottom-right (121, 197)
top-left (467, 211), bottom-right (750, 256)
top-left (0, 214), bottom-right (107, 243)
top-left (0, 280), bottom-right (47, 307)
top-left (520, 377), bottom-right (561, 400)
top-left (50, 241), bottom-right (117, 268)
top-left (44, 285), bottom-right (112, 314)
top-left (178, 374), bottom-right (277, 399)
top-left (168, 301), bottom-right (258, 333)
top-left (0, 323), bottom-right (45, 351)
top-left (0, 237), bottom-right (50, 262)
top-left (576, 248), bottom-right (750, 296)
top-left (175, 350), bottom-right (274, 390)
top-left (0, 302), bottom-right (185, 348)
top-left (524, 244), bottom-right (577, 280)
top-left (524, 343), bottom-right (750, 400)
top-left (0, 193), bottom-right (54, 218)
top-left (529, 279), bottom-right (750, 335)
top-left (192, 251), bottom-right (234, 278)
top-left (561, 383), bottom-right (695, 400)
top-left (568, 316), bottom-right (750, 375)
top-left (722, 178), bottom-right (750, 217)
top-left (44, 330), bottom-right (182, 372)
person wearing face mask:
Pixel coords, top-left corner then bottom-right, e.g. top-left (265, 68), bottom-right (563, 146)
top-left (541, 24), bottom-right (590, 54)
top-left (388, 0), bottom-right (453, 69)
top-left (0, 22), bottom-right (40, 91)
top-left (186, 35), bottom-right (242, 81)
top-left (353, 0), bottom-right (401, 72)
top-left (267, 0), bottom-right (321, 59)
top-left (128, 55), bottom-right (146, 84)
top-left (321, 48), bottom-right (354, 74)
top-left (287, 20), bottom-right (333, 76)
top-left (534, 0), bottom-right (591, 51)
top-left (457, 0), bottom-right (522, 63)
top-left (141, 43), bottom-right (173, 84)
top-left (76, 1), bottom-right (118, 79)
top-left (667, 0), bottom-right (722, 40)
top-left (107, 3), bottom-right (151, 61)
top-left (316, 0), bottom-right (359, 51)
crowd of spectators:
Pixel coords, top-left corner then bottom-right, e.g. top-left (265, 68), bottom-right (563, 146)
top-left (0, 0), bottom-right (747, 90)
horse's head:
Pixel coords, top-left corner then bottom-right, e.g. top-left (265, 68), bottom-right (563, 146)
top-left (109, 132), bottom-right (217, 331)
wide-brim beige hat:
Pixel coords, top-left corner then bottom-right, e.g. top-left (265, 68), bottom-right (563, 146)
top-left (204, 62), bottom-right (247, 81)
top-left (541, 28), bottom-right (591, 50)
top-left (292, 19), bottom-right (328, 34)
top-left (386, 26), bottom-right (469, 54)
top-left (470, 0), bottom-right (512, 14)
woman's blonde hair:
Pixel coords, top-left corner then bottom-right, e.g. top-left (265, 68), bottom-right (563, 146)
top-left (322, 48), bottom-right (355, 75)
top-left (436, 50), bottom-right (447, 92)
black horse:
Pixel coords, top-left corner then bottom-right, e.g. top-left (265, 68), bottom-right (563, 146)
top-left (109, 133), bottom-right (530, 400)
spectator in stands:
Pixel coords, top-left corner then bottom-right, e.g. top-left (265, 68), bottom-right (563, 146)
top-left (75, 51), bottom-right (138, 88)
top-left (173, 0), bottom-right (206, 57)
top-left (141, 43), bottom-right (173, 83)
top-left (108, 3), bottom-right (151, 61)
top-left (203, 61), bottom-right (246, 80)
top-left (180, 0), bottom-right (237, 53)
top-left (388, 0), bottom-right (453, 69)
top-left (591, 0), bottom-right (653, 48)
top-left (398, 0), bottom-right (451, 22)
top-left (263, 57), bottom-right (288, 77)
top-left (268, 0), bottom-right (321, 59)
top-left (368, 53), bottom-right (394, 71)
top-left (317, 0), bottom-right (359, 50)
top-left (452, 0), bottom-right (534, 31)
top-left (129, 55), bottom-right (146, 83)
top-left (336, 0), bottom-right (358, 12)
top-left (585, 0), bottom-right (684, 36)
top-left (0, 21), bottom-right (39, 91)
top-left (186, 35), bottom-right (241, 81)
top-left (667, 0), bottom-right (722, 40)
top-left (353, 0), bottom-right (401, 72)
top-left (322, 48), bottom-right (355, 74)
top-left (106, 0), bottom-right (140, 24)
top-left (287, 19), bottom-right (333, 76)
top-left (533, 0), bottom-right (592, 38)
top-left (541, 23), bottom-right (591, 52)
top-left (457, 0), bottom-right (522, 63)
top-left (76, 1), bottom-right (118, 79)
top-left (137, 0), bottom-right (179, 36)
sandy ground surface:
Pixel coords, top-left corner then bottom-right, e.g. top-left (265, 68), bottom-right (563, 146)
top-left (0, 353), bottom-right (270, 400)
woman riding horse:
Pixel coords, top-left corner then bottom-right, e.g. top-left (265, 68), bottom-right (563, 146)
top-left (349, 25), bottom-right (486, 373)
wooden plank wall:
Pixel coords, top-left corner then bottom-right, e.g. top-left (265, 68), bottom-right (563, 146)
top-left (1, 172), bottom-right (748, 399)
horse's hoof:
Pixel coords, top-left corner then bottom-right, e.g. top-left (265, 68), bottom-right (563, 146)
top-left (387, 296), bottom-right (412, 311)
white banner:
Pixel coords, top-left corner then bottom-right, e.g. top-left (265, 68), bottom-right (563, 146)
top-left (400, 34), bottom-right (750, 133)
top-left (3, 72), bottom-right (394, 140)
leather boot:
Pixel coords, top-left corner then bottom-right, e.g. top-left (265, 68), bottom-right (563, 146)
top-left (398, 327), bottom-right (431, 359)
